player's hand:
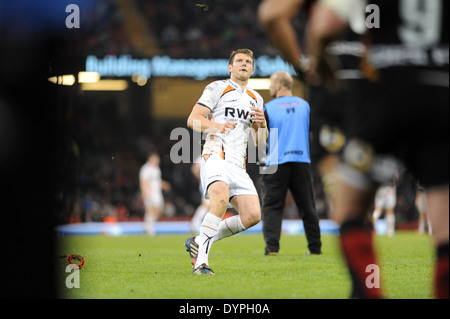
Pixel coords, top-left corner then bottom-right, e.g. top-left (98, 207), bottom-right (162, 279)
top-left (215, 121), bottom-right (237, 134)
top-left (250, 107), bottom-right (266, 127)
top-left (306, 55), bottom-right (338, 89)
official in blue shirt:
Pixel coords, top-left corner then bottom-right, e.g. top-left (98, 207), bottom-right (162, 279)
top-left (261, 72), bottom-right (322, 255)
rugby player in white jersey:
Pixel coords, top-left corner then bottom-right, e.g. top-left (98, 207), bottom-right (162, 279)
top-left (185, 49), bottom-right (268, 275)
top-left (372, 183), bottom-right (397, 237)
top-left (139, 149), bottom-right (170, 236)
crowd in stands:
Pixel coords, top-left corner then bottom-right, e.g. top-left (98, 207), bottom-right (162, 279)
top-left (70, 0), bottom-right (286, 58)
top-left (57, 93), bottom-right (202, 224)
top-left (136, 0), bottom-right (281, 58)
top-left (66, 0), bottom-right (138, 56)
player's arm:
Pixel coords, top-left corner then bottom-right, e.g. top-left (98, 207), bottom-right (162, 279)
top-left (258, 0), bottom-right (305, 71)
top-left (309, 1), bottom-right (350, 35)
top-left (250, 107), bottom-right (268, 146)
top-left (251, 126), bottom-right (268, 147)
top-left (187, 103), bottom-right (236, 134)
top-left (306, 0), bottom-right (358, 85)
top-left (161, 180), bottom-right (171, 192)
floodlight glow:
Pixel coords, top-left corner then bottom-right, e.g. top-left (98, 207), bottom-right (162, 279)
top-left (81, 80), bottom-right (128, 91)
top-left (78, 71), bottom-right (100, 83)
top-left (48, 74), bottom-right (76, 86)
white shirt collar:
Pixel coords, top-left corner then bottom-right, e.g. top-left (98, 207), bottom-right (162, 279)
top-left (228, 78), bottom-right (247, 92)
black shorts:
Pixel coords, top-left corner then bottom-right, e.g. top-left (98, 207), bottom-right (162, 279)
top-left (345, 76), bottom-right (449, 187)
top-left (308, 80), bottom-right (363, 163)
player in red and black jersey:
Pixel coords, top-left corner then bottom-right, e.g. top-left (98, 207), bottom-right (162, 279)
top-left (308, 0), bottom-right (449, 299)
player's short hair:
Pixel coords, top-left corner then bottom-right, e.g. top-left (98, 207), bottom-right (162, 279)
top-left (229, 49), bottom-right (255, 66)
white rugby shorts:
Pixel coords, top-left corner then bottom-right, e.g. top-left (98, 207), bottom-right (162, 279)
top-left (374, 185), bottom-right (396, 209)
top-left (143, 194), bottom-right (164, 209)
top-left (200, 155), bottom-right (258, 205)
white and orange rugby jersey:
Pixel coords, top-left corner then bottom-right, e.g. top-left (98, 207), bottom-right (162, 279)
top-left (197, 79), bottom-right (264, 169)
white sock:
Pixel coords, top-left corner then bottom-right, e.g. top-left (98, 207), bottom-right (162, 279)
top-left (386, 214), bottom-right (395, 237)
top-left (195, 213), bottom-right (222, 268)
top-left (144, 214), bottom-right (158, 236)
top-left (190, 204), bottom-right (209, 233)
top-left (418, 217), bottom-right (425, 234)
top-left (213, 215), bottom-right (246, 243)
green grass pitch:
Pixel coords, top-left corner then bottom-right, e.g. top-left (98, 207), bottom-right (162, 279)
top-left (57, 231), bottom-right (434, 299)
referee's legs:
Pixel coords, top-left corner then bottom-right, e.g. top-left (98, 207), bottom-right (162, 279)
top-left (261, 165), bottom-right (288, 255)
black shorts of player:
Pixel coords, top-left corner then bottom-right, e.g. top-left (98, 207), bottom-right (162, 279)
top-left (344, 70), bottom-right (449, 188)
top-left (308, 80), bottom-right (360, 164)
